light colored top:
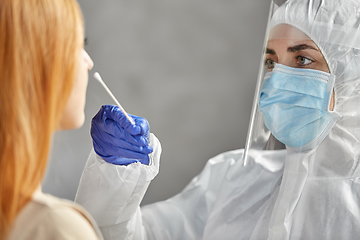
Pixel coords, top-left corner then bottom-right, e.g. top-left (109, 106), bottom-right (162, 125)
top-left (7, 190), bottom-right (103, 240)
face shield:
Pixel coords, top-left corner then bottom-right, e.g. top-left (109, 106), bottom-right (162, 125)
top-left (243, 0), bottom-right (287, 165)
top-left (243, 0), bottom-right (360, 166)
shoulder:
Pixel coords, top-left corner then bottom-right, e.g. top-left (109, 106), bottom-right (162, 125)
top-left (8, 192), bottom-right (101, 240)
top-left (41, 204), bottom-right (99, 239)
top-left (199, 148), bottom-right (286, 182)
top-left (202, 149), bottom-right (245, 172)
top-left (208, 148), bottom-right (286, 167)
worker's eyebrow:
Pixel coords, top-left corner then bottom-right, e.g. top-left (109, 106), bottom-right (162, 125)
top-left (266, 44), bottom-right (318, 55)
top-left (266, 48), bottom-right (276, 54)
top-left (287, 44), bottom-right (318, 52)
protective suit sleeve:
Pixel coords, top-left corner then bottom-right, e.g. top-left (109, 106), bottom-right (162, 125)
top-left (75, 133), bottom-right (161, 240)
top-left (140, 150), bottom-right (241, 240)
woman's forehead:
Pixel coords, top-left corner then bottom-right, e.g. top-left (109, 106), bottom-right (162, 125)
top-left (267, 23), bottom-right (321, 52)
top-left (269, 24), bottom-right (311, 40)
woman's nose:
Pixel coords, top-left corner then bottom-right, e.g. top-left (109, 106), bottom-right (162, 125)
top-left (84, 50), bottom-right (94, 71)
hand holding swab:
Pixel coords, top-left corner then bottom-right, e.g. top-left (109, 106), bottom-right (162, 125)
top-left (94, 72), bottom-right (135, 125)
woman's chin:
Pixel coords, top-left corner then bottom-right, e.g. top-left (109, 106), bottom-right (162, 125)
top-left (57, 112), bottom-right (85, 131)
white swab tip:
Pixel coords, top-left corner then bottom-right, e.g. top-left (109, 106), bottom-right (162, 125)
top-left (94, 72), bottom-right (102, 82)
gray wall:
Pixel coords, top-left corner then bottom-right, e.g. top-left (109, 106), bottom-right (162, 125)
top-left (42, 0), bottom-right (270, 205)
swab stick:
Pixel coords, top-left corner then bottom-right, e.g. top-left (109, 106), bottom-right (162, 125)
top-left (94, 72), bottom-right (135, 125)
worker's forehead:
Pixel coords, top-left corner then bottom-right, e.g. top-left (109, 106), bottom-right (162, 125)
top-left (268, 24), bottom-right (311, 40)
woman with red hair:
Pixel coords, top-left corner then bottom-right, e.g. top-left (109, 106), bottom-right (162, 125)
top-left (0, 0), bottom-right (102, 239)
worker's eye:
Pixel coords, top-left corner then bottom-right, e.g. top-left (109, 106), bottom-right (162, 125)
top-left (265, 58), bottom-right (276, 71)
top-left (296, 56), bottom-right (313, 66)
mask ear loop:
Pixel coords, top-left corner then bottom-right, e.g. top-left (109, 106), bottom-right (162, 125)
top-left (328, 61), bottom-right (337, 112)
top-left (326, 74), bottom-right (336, 112)
top-left (311, 42), bottom-right (336, 113)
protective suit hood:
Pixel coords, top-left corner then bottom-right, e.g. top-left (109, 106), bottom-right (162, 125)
top-left (257, 0), bottom-right (360, 239)
top-left (269, 0), bottom-right (360, 180)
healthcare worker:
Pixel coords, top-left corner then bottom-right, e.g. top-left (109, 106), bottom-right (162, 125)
top-left (75, 0), bottom-right (360, 239)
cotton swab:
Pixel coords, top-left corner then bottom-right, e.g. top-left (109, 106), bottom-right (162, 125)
top-left (93, 72), bottom-right (135, 125)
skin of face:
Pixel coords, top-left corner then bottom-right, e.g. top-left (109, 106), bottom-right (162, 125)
top-left (265, 24), bottom-right (335, 111)
top-left (58, 34), bottom-right (94, 130)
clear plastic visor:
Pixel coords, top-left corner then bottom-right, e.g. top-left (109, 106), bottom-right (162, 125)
top-left (242, 0), bottom-right (333, 165)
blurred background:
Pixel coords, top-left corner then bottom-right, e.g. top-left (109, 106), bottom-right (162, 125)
top-left (42, 0), bottom-right (271, 205)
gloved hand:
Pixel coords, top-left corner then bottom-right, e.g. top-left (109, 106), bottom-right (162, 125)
top-left (91, 105), bottom-right (153, 165)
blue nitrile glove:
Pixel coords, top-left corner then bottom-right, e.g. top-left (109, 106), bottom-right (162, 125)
top-left (91, 105), bottom-right (153, 165)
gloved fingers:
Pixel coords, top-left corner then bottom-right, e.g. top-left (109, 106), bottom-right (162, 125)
top-left (102, 119), bottom-right (149, 146)
top-left (104, 105), bottom-right (142, 135)
top-left (92, 129), bottom-right (153, 155)
top-left (98, 105), bottom-right (149, 139)
top-left (91, 105), bottom-right (153, 165)
top-left (108, 137), bottom-right (153, 155)
top-left (93, 137), bottom-right (152, 160)
top-left (91, 121), bottom-right (114, 145)
top-left (104, 144), bottom-right (151, 160)
top-left (128, 114), bottom-right (150, 136)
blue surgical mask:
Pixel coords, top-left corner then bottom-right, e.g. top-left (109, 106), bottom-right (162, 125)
top-left (258, 64), bottom-right (341, 150)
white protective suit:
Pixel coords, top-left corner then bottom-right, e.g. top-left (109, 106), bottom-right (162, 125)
top-left (75, 0), bottom-right (360, 239)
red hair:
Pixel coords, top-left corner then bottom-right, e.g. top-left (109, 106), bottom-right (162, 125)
top-left (0, 0), bottom-right (83, 238)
